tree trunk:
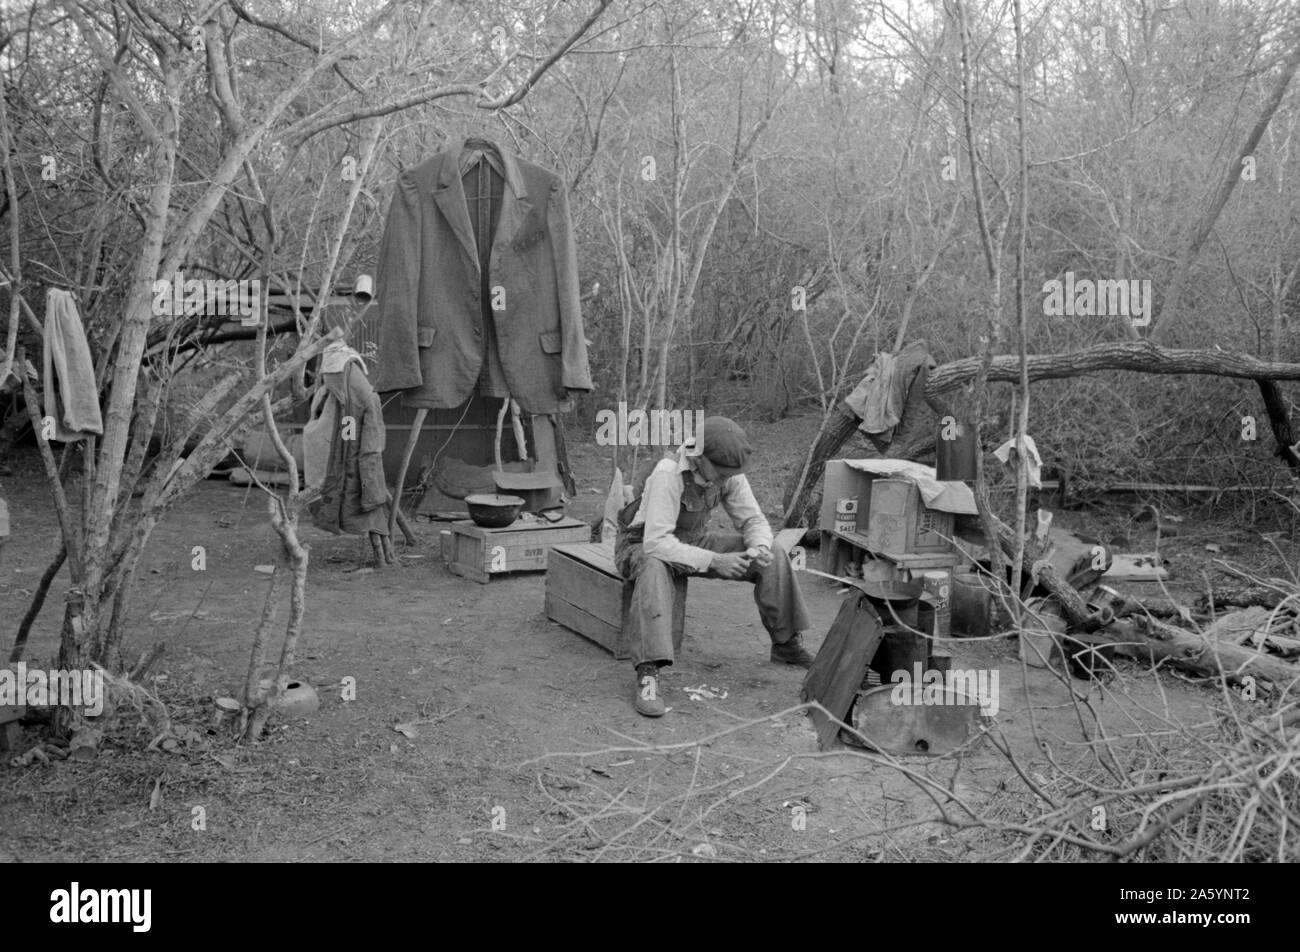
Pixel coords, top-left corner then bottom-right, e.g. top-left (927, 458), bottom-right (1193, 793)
top-left (1150, 32), bottom-right (1300, 340)
top-left (781, 401), bottom-right (859, 529)
top-left (1256, 379), bottom-right (1300, 471)
top-left (925, 341), bottom-right (1300, 394)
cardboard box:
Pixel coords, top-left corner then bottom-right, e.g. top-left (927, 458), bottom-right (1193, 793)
top-left (545, 543), bottom-right (685, 658)
top-left (865, 479), bottom-right (954, 556)
top-left (819, 460), bottom-right (874, 533)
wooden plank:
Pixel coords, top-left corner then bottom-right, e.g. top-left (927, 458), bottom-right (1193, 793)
top-left (989, 480), bottom-right (1061, 492)
top-left (446, 561), bottom-right (489, 584)
top-left (1102, 553), bottom-right (1169, 581)
top-left (449, 517), bottom-right (586, 537)
top-left (548, 550), bottom-right (624, 627)
top-left (552, 541), bottom-right (620, 575)
top-left (546, 591), bottom-right (628, 658)
top-left (829, 528), bottom-right (959, 569)
top-left (886, 552), bottom-right (962, 569)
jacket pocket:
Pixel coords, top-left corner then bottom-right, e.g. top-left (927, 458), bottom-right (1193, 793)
top-left (417, 326), bottom-right (436, 347)
top-left (539, 331), bottom-right (562, 354)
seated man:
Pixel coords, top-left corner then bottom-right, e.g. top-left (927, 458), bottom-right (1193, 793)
top-left (616, 416), bottom-right (813, 717)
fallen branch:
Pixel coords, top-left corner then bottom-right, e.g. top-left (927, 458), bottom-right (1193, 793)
top-left (926, 340), bottom-right (1300, 394)
top-left (1110, 616), bottom-right (1300, 691)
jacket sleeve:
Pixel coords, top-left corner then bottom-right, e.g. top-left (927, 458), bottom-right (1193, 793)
top-left (721, 475), bottom-right (773, 551)
top-left (358, 386), bottom-right (392, 513)
top-left (640, 466), bottom-right (715, 574)
top-left (546, 179), bottom-right (594, 393)
top-left (373, 173), bottom-right (424, 394)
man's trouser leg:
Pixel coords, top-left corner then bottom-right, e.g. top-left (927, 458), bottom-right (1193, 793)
top-left (617, 542), bottom-right (689, 667)
top-left (695, 529), bottom-right (811, 646)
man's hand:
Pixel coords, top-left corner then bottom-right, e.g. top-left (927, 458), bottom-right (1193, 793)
top-left (711, 551), bottom-right (753, 579)
top-left (748, 545), bottom-right (773, 568)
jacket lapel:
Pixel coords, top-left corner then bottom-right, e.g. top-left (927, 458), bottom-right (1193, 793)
top-left (494, 146), bottom-right (534, 250)
top-left (433, 148), bottom-right (481, 274)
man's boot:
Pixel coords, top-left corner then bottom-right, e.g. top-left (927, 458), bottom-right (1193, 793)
top-left (771, 633), bottom-right (815, 669)
top-left (634, 662), bottom-right (666, 717)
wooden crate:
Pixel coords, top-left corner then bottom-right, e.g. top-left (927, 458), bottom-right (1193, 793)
top-left (442, 517), bottom-right (589, 583)
top-left (822, 528), bottom-right (960, 573)
top-left (545, 542), bottom-right (686, 658)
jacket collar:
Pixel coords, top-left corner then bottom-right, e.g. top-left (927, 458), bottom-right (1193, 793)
top-left (675, 444), bottom-right (726, 488)
top-left (433, 139), bottom-right (533, 272)
top-left (445, 137), bottom-right (527, 197)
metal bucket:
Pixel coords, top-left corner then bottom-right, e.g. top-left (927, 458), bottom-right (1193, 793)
top-left (936, 422), bottom-right (978, 481)
top-left (951, 571), bottom-right (992, 638)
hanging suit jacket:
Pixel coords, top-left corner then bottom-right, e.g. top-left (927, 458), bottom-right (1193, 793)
top-left (372, 140), bottom-right (594, 413)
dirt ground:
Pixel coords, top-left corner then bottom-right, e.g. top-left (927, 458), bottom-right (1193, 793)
top-left (0, 414), bottom-right (1285, 862)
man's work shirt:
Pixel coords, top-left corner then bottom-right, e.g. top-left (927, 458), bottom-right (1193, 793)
top-left (627, 447), bottom-right (774, 573)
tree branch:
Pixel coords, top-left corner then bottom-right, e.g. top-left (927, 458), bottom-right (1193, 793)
top-left (926, 341), bottom-right (1300, 394)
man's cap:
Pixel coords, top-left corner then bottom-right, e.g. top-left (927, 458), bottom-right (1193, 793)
top-left (700, 416), bottom-right (753, 477)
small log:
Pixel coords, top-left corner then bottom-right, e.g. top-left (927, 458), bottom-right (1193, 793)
top-left (1196, 586), bottom-right (1288, 612)
top-left (9, 542), bottom-right (66, 662)
top-left (1253, 630), bottom-right (1300, 658)
top-left (1202, 607), bottom-right (1273, 645)
top-left (1108, 616), bottom-right (1300, 689)
top-left (984, 512), bottom-right (1106, 629)
top-left (1113, 594), bottom-right (1200, 623)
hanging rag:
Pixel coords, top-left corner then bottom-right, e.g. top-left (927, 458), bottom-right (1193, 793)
top-left (309, 340), bottom-right (369, 496)
top-left (321, 340), bottom-right (365, 375)
top-left (309, 362), bottom-right (391, 535)
top-left (993, 434), bottom-right (1044, 489)
top-left (843, 351), bottom-right (898, 437)
top-left (42, 289), bottom-right (102, 441)
top-left (301, 386), bottom-right (337, 492)
top-left (841, 340), bottom-right (936, 449)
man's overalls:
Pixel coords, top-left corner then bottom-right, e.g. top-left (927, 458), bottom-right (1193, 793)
top-left (614, 470), bottom-right (810, 667)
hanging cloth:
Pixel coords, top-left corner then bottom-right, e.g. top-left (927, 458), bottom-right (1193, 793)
top-left (42, 289), bottom-right (103, 441)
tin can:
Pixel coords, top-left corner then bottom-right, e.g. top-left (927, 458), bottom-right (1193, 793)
top-left (833, 497), bottom-right (858, 533)
top-left (919, 569), bottom-right (952, 638)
